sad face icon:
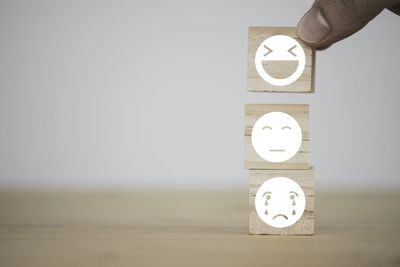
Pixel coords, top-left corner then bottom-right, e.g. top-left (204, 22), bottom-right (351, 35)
top-left (255, 35), bottom-right (306, 86)
top-left (255, 177), bottom-right (306, 228)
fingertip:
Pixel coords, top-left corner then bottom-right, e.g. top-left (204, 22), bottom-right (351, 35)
top-left (297, 6), bottom-right (331, 46)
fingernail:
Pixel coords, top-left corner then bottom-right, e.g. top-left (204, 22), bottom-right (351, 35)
top-left (297, 6), bottom-right (331, 43)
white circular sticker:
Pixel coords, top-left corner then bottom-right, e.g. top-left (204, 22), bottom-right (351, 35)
top-left (255, 35), bottom-right (305, 86)
top-left (251, 112), bottom-right (302, 163)
top-left (255, 177), bottom-right (306, 228)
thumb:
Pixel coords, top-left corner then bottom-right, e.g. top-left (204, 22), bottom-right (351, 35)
top-left (296, 0), bottom-right (398, 49)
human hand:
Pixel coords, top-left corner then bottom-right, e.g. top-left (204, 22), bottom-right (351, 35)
top-left (296, 0), bottom-right (400, 49)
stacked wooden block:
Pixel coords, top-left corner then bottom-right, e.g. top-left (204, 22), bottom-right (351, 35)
top-left (245, 27), bottom-right (315, 235)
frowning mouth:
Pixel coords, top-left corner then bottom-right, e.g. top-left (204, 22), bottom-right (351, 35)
top-left (273, 214), bottom-right (288, 220)
top-left (269, 149), bottom-right (285, 152)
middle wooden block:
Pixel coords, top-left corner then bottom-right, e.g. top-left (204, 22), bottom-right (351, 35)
top-left (244, 104), bottom-right (309, 169)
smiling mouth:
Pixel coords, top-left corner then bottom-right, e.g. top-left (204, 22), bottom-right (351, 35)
top-left (269, 149), bottom-right (285, 152)
top-left (273, 214), bottom-right (288, 220)
top-left (262, 60), bottom-right (299, 79)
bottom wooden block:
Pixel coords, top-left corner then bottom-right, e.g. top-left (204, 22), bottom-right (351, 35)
top-left (249, 168), bottom-right (314, 235)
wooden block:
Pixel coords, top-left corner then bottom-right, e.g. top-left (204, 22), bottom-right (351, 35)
top-left (247, 27), bottom-right (315, 92)
top-left (244, 104), bottom-right (309, 169)
top-left (249, 168), bottom-right (314, 235)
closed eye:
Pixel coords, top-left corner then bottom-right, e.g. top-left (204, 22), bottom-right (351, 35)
top-left (262, 125), bottom-right (272, 130)
top-left (288, 45), bottom-right (297, 57)
top-left (281, 126), bottom-right (291, 130)
top-left (264, 45), bottom-right (273, 57)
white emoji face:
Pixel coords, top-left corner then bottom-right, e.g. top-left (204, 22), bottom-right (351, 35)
top-left (255, 177), bottom-right (306, 228)
top-left (255, 35), bottom-right (305, 86)
top-left (251, 112), bottom-right (302, 163)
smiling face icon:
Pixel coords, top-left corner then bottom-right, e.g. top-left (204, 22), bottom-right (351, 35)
top-left (255, 35), bottom-right (305, 86)
top-left (255, 177), bottom-right (306, 228)
top-left (251, 112), bottom-right (302, 163)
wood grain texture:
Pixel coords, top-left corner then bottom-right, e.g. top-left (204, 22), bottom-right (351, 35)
top-left (244, 104), bottom-right (309, 169)
top-left (247, 27), bottom-right (315, 93)
top-left (1, 190), bottom-right (400, 267)
top-left (249, 168), bottom-right (314, 235)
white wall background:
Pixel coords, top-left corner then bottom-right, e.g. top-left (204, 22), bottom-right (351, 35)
top-left (0, 0), bottom-right (399, 190)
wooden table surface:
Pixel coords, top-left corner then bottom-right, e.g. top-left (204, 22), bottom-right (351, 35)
top-left (0, 191), bottom-right (399, 267)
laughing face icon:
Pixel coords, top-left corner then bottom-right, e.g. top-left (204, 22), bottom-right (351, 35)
top-left (255, 35), bottom-right (306, 86)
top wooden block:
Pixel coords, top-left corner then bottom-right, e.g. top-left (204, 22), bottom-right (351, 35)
top-left (247, 27), bottom-right (315, 93)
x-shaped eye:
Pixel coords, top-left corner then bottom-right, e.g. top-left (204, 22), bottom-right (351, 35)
top-left (264, 45), bottom-right (273, 57)
top-left (288, 45), bottom-right (297, 57)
